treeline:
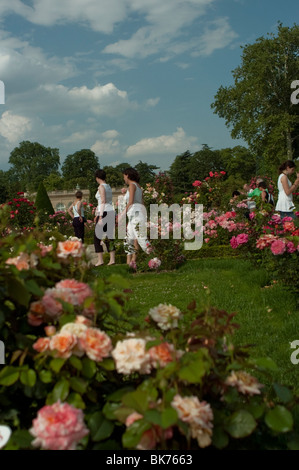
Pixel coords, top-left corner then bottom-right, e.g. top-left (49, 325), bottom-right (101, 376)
top-left (0, 140), bottom-right (261, 205)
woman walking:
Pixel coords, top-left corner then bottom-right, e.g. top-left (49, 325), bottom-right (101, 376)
top-left (94, 169), bottom-right (116, 266)
top-left (275, 160), bottom-right (299, 219)
top-left (119, 168), bottom-right (151, 265)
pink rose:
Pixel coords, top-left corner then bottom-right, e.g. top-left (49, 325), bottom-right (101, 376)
top-left (270, 239), bottom-right (286, 255)
top-left (30, 402), bottom-right (89, 450)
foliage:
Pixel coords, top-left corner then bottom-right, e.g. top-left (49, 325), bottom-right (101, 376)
top-left (34, 182), bottom-right (55, 225)
top-left (8, 141), bottom-right (60, 192)
top-left (211, 23), bottom-right (299, 172)
top-left (0, 222), bottom-right (298, 450)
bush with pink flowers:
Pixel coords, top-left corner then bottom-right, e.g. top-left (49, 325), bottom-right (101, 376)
top-left (0, 205), bottom-right (299, 451)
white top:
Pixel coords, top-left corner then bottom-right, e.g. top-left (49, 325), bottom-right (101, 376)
top-left (125, 182), bottom-right (145, 217)
top-left (275, 173), bottom-right (294, 212)
top-left (73, 201), bottom-right (84, 218)
top-left (95, 183), bottom-right (114, 213)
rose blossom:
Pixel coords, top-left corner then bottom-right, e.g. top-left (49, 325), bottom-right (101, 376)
top-left (57, 239), bottom-right (83, 259)
top-left (112, 338), bottom-right (151, 375)
top-left (148, 304), bottom-right (181, 330)
top-left (49, 331), bottom-right (77, 359)
top-left (33, 337), bottom-right (50, 353)
top-left (225, 371), bottom-right (263, 396)
top-left (270, 239), bottom-right (286, 255)
top-left (29, 402), bottom-right (89, 450)
top-left (79, 327), bottom-right (112, 362)
top-left (171, 395), bottom-right (213, 448)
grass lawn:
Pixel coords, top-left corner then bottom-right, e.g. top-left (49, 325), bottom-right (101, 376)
top-left (93, 258), bottom-right (299, 393)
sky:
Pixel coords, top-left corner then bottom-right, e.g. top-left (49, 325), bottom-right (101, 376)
top-left (0, 0), bottom-right (298, 172)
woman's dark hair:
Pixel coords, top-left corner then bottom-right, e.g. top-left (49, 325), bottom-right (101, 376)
top-left (279, 160), bottom-right (296, 173)
top-left (257, 181), bottom-right (267, 189)
top-left (123, 167), bottom-right (140, 183)
top-left (232, 190), bottom-right (240, 197)
top-left (75, 190), bottom-right (83, 199)
top-left (95, 169), bottom-right (106, 180)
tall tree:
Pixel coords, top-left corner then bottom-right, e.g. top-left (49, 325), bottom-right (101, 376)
top-left (189, 144), bottom-right (225, 181)
top-left (9, 141), bottom-right (60, 192)
top-left (169, 150), bottom-right (193, 193)
top-left (211, 23), bottom-right (299, 172)
top-left (134, 161), bottom-right (160, 185)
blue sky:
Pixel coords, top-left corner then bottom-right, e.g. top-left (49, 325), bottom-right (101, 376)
top-left (0, 0), bottom-right (297, 172)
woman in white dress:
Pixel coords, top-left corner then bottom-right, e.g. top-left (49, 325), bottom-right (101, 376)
top-left (119, 168), bottom-right (151, 265)
top-left (94, 170), bottom-right (116, 266)
top-left (275, 160), bottom-right (299, 220)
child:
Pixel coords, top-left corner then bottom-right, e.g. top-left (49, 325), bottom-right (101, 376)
top-left (68, 190), bottom-right (85, 243)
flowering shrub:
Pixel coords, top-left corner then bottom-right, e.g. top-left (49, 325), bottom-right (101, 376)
top-left (0, 214), bottom-right (299, 451)
top-left (183, 171), bottom-right (226, 210)
top-left (1, 192), bottom-right (36, 232)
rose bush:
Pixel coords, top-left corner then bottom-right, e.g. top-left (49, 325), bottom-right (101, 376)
top-left (0, 204), bottom-right (298, 451)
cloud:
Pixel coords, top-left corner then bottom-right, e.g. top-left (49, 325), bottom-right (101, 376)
top-left (126, 127), bottom-right (198, 156)
top-left (91, 129), bottom-right (122, 156)
top-left (0, 110), bottom-right (32, 143)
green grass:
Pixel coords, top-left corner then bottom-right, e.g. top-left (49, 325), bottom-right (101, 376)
top-left (92, 258), bottom-right (299, 393)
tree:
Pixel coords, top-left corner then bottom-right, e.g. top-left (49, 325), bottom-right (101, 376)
top-left (211, 23), bottom-right (299, 172)
top-left (9, 141), bottom-right (60, 192)
top-left (189, 145), bottom-right (225, 181)
top-left (169, 150), bottom-right (193, 193)
top-left (134, 161), bottom-right (160, 185)
top-left (219, 146), bottom-right (257, 182)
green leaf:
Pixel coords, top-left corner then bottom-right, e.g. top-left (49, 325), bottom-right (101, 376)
top-left (7, 278), bottom-right (30, 307)
top-left (0, 366), bottom-right (20, 386)
top-left (52, 377), bottom-right (70, 402)
top-left (161, 407), bottom-right (178, 429)
top-left (69, 377), bottom-right (88, 394)
top-left (10, 430), bottom-right (33, 449)
top-left (39, 370), bottom-right (53, 384)
top-left (107, 387), bottom-right (135, 402)
top-left (81, 357), bottom-right (97, 378)
top-left (122, 390), bottom-right (149, 414)
top-left (99, 358), bottom-right (115, 371)
top-left (265, 406), bottom-right (293, 433)
top-left (144, 409), bottom-right (162, 426)
top-left (212, 427), bottom-right (229, 449)
top-left (67, 392), bottom-right (86, 409)
top-left (88, 411), bottom-right (114, 442)
top-left (24, 279), bottom-right (43, 296)
top-left (250, 357), bottom-right (278, 371)
top-left (103, 402), bottom-right (121, 420)
top-left (20, 369), bottom-right (36, 387)
top-left (49, 358), bottom-right (66, 373)
top-left (68, 355), bottom-right (83, 371)
top-left (178, 350), bottom-right (211, 384)
top-left (122, 419), bottom-right (151, 448)
top-left (225, 410), bottom-right (257, 438)
top-left (273, 383), bottom-right (293, 404)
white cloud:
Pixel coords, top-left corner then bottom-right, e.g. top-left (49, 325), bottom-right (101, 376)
top-left (0, 110), bottom-right (32, 143)
top-left (91, 129), bottom-right (122, 156)
top-left (126, 127), bottom-right (198, 156)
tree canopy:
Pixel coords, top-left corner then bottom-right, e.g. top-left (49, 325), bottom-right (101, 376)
top-left (8, 141), bottom-right (60, 192)
top-left (211, 23), bottom-right (299, 171)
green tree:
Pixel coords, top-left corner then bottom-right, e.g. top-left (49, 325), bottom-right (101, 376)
top-left (34, 181), bottom-right (55, 224)
top-left (134, 161), bottom-right (160, 185)
top-left (169, 150), bottom-right (193, 193)
top-left (219, 146), bottom-right (257, 182)
top-left (211, 23), bottom-right (299, 172)
top-left (9, 141), bottom-right (60, 192)
top-left (189, 145), bottom-right (225, 181)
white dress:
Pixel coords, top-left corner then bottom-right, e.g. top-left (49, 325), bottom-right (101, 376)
top-left (275, 173), bottom-right (295, 212)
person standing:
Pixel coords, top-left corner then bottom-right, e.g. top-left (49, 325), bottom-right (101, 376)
top-left (94, 170), bottom-right (116, 266)
top-left (119, 168), bottom-right (151, 265)
top-left (275, 160), bottom-right (299, 219)
top-left (68, 190), bottom-right (85, 243)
